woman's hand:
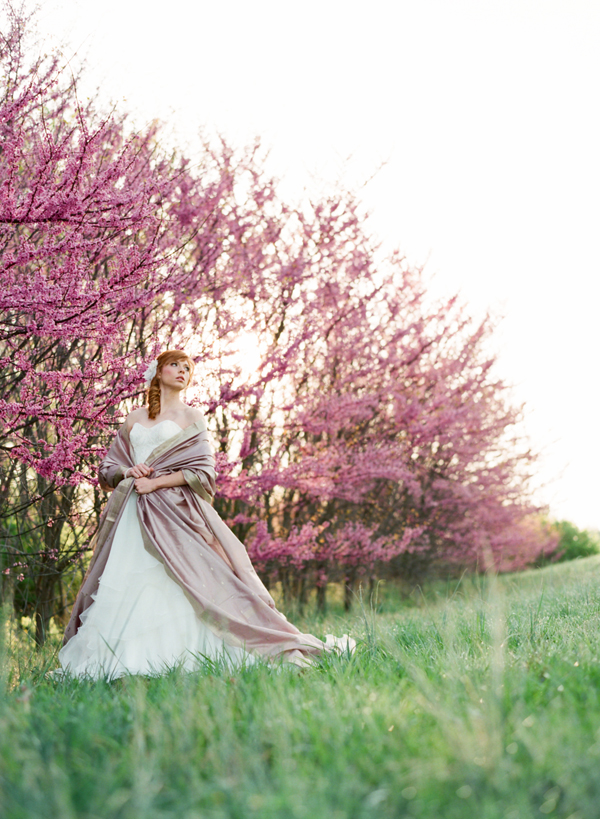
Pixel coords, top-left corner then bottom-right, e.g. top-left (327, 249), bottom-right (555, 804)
top-left (134, 476), bottom-right (157, 495)
top-left (126, 464), bottom-right (154, 479)
top-left (133, 471), bottom-right (187, 494)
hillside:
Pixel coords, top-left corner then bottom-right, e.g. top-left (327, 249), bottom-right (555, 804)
top-left (2, 557), bottom-right (600, 818)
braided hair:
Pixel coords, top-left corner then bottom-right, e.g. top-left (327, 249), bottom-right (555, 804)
top-left (146, 350), bottom-right (195, 419)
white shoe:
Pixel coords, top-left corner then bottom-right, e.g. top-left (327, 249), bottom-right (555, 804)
top-left (324, 633), bottom-right (356, 654)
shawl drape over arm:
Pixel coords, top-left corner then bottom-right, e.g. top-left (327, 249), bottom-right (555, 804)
top-left (63, 418), bottom-right (326, 665)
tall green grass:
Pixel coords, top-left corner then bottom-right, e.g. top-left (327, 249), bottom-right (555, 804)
top-left (2, 557), bottom-right (600, 818)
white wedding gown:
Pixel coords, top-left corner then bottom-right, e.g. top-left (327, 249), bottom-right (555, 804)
top-left (59, 421), bottom-right (257, 679)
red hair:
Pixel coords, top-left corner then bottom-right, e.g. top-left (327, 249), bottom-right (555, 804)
top-left (146, 350), bottom-right (195, 420)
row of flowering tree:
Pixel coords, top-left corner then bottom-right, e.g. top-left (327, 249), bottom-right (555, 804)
top-left (0, 3), bottom-right (556, 642)
top-left (200, 203), bottom-right (556, 608)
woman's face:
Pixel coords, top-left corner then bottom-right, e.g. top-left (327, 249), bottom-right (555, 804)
top-left (159, 359), bottom-right (192, 391)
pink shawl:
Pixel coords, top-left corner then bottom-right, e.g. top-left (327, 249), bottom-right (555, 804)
top-left (62, 417), bottom-right (326, 665)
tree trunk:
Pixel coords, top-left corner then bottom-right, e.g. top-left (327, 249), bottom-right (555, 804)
top-left (296, 574), bottom-right (307, 615)
top-left (34, 575), bottom-right (57, 646)
top-left (344, 568), bottom-right (357, 612)
top-left (316, 582), bottom-right (327, 614)
top-left (281, 566), bottom-right (293, 607)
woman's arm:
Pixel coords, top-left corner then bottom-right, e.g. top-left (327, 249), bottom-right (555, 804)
top-left (134, 471), bottom-right (187, 495)
top-left (99, 425), bottom-right (131, 491)
top-left (100, 409), bottom-right (150, 490)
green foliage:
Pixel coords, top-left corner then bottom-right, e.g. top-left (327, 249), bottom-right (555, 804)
top-left (552, 519), bottom-right (600, 563)
top-left (3, 559), bottom-right (600, 817)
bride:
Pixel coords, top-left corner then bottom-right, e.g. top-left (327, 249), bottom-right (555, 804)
top-left (59, 349), bottom-right (355, 678)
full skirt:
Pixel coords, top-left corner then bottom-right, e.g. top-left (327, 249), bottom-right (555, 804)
top-left (58, 494), bottom-right (256, 679)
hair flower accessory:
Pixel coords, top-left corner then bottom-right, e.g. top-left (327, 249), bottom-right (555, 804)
top-left (143, 359), bottom-right (158, 387)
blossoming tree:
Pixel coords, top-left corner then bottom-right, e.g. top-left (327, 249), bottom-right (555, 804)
top-left (0, 3), bottom-right (556, 640)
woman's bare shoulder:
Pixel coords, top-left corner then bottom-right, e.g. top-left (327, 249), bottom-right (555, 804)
top-left (183, 406), bottom-right (206, 425)
top-left (124, 407), bottom-right (149, 431)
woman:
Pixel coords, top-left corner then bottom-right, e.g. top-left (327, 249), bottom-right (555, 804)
top-left (59, 350), bottom-right (354, 678)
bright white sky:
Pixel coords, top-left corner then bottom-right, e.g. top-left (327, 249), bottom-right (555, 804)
top-left (42, 0), bottom-right (600, 528)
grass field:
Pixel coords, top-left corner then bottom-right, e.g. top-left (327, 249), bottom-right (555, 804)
top-left (2, 556), bottom-right (600, 819)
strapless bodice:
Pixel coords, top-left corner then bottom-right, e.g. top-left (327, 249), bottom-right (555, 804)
top-left (130, 420), bottom-right (183, 464)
